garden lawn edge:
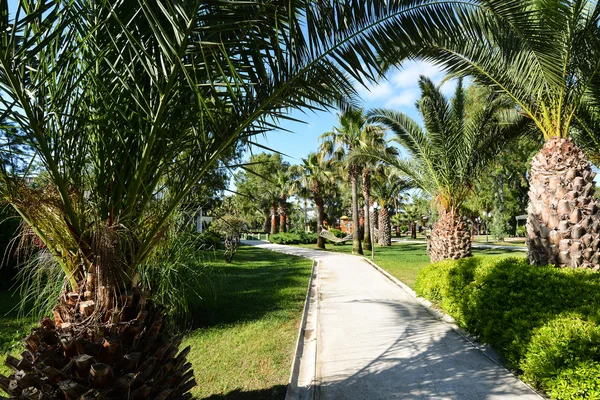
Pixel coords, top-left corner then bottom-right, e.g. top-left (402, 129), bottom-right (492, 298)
top-left (361, 257), bottom-right (546, 399)
top-left (286, 260), bottom-right (319, 400)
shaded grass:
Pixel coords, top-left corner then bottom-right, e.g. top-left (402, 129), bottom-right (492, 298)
top-left (185, 245), bottom-right (312, 399)
top-left (295, 242), bottom-right (525, 288)
top-left (0, 245), bottom-right (312, 400)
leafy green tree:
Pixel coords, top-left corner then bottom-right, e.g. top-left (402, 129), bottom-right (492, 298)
top-left (0, 0), bottom-right (473, 395)
top-left (394, 0), bottom-right (600, 268)
top-left (354, 77), bottom-right (525, 262)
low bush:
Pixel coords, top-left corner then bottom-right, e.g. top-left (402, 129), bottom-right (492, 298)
top-left (193, 229), bottom-right (224, 249)
top-left (414, 257), bottom-right (600, 398)
top-left (269, 231), bottom-right (317, 245)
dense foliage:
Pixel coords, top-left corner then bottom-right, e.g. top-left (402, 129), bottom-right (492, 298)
top-left (268, 231), bottom-right (318, 245)
top-left (415, 257), bottom-right (600, 398)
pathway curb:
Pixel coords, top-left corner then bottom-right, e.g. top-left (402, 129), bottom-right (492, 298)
top-left (285, 260), bottom-right (319, 400)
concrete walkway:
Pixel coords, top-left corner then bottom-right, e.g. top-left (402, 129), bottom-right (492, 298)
top-left (244, 241), bottom-right (541, 400)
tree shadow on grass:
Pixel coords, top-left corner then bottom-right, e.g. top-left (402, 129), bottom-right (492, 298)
top-left (199, 384), bottom-right (287, 400)
top-left (192, 246), bottom-right (312, 329)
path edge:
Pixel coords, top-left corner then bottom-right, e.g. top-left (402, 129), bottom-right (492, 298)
top-left (362, 257), bottom-right (545, 399)
top-left (285, 260), bottom-right (319, 400)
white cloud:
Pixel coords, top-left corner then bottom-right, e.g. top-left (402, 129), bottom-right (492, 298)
top-left (390, 60), bottom-right (445, 88)
top-left (384, 88), bottom-right (420, 108)
top-left (357, 80), bottom-right (393, 101)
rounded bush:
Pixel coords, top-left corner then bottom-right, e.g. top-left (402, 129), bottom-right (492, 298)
top-left (521, 315), bottom-right (600, 387)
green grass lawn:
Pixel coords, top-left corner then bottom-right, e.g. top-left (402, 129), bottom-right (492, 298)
top-left (296, 241), bottom-right (526, 288)
top-left (0, 245), bottom-right (312, 400)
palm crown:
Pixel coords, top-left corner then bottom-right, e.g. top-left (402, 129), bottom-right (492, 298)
top-left (354, 77), bottom-right (525, 213)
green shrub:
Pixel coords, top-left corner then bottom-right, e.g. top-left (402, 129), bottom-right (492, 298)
top-left (521, 315), bottom-right (600, 389)
top-left (548, 360), bottom-right (600, 400)
top-left (269, 231), bottom-right (318, 245)
top-left (415, 257), bottom-right (600, 397)
top-left (193, 229), bottom-right (223, 249)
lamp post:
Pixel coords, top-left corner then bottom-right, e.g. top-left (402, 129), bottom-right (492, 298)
top-left (369, 201), bottom-right (378, 260)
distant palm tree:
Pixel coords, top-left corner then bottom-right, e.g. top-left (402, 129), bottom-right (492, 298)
top-left (393, 0), bottom-right (600, 268)
top-left (320, 109), bottom-right (385, 255)
top-left (354, 77), bottom-right (525, 261)
top-left (294, 153), bottom-right (335, 249)
top-left (371, 167), bottom-right (412, 246)
top-left (275, 170), bottom-right (299, 233)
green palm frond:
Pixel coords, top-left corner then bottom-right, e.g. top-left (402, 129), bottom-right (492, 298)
top-left (2, 0), bottom-right (501, 289)
top-left (384, 0), bottom-right (600, 140)
top-left (354, 77), bottom-right (528, 213)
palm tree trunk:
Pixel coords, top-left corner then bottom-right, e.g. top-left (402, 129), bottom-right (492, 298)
top-left (278, 196), bottom-right (287, 233)
top-left (362, 168), bottom-right (372, 251)
top-left (350, 166), bottom-right (363, 255)
top-left (270, 203), bottom-right (278, 235)
top-left (410, 222), bottom-right (417, 239)
top-left (0, 279), bottom-right (195, 399)
top-left (428, 208), bottom-right (471, 262)
top-left (316, 198), bottom-right (327, 250)
top-left (378, 208), bottom-right (391, 246)
top-left (527, 137), bottom-right (600, 269)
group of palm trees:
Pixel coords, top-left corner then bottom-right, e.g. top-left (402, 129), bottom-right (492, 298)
top-left (2, 0), bottom-right (600, 397)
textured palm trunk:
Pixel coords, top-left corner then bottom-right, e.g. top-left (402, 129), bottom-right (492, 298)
top-left (350, 166), bottom-right (363, 255)
top-left (0, 277), bottom-right (194, 399)
top-left (527, 137), bottom-right (600, 270)
top-left (270, 203), bottom-right (278, 235)
top-left (428, 209), bottom-right (471, 263)
top-left (362, 168), bottom-right (372, 251)
top-left (378, 208), bottom-right (391, 246)
top-left (315, 197), bottom-right (326, 249)
top-left (278, 196), bottom-right (287, 233)
top-left (410, 221), bottom-right (417, 239)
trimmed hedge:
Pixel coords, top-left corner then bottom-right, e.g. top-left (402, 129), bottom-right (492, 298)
top-left (269, 231), bottom-right (318, 245)
top-left (414, 257), bottom-right (600, 399)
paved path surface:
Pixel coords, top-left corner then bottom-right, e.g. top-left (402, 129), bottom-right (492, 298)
top-left (244, 241), bottom-right (541, 400)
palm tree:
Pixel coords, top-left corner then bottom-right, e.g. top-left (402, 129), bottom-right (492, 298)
top-left (354, 77), bottom-right (525, 262)
top-left (391, 1), bottom-right (600, 268)
top-left (371, 168), bottom-right (412, 246)
top-left (294, 153), bottom-right (335, 249)
top-left (275, 169), bottom-right (299, 233)
top-left (320, 109), bottom-right (385, 255)
top-left (0, 1), bottom-right (480, 396)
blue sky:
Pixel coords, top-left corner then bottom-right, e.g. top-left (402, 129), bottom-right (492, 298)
top-left (250, 59), bottom-right (458, 164)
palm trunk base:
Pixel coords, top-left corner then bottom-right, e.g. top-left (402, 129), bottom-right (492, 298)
top-left (1, 284), bottom-right (194, 399)
top-left (428, 210), bottom-right (471, 263)
top-left (527, 137), bottom-right (600, 270)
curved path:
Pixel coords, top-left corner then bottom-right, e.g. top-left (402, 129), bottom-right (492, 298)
top-left (244, 241), bottom-right (542, 400)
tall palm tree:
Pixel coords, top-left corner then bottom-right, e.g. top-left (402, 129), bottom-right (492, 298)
top-left (354, 77), bottom-right (525, 262)
top-left (0, 1), bottom-right (482, 396)
top-left (294, 153), bottom-right (335, 249)
top-left (391, 1), bottom-right (600, 268)
top-left (320, 109), bottom-right (385, 254)
top-left (358, 124), bottom-right (396, 250)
